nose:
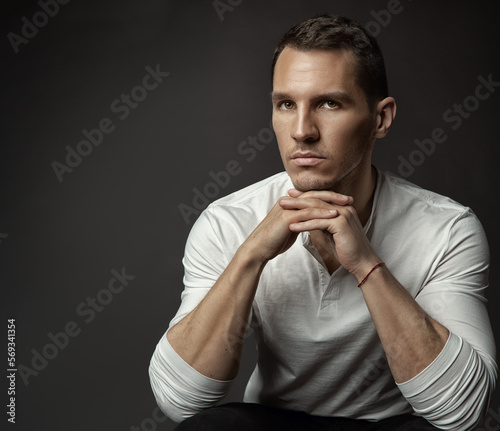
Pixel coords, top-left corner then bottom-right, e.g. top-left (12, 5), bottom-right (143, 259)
top-left (291, 108), bottom-right (319, 143)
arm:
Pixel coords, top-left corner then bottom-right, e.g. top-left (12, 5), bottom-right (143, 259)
top-left (358, 264), bottom-right (449, 383)
top-left (281, 190), bottom-right (449, 380)
top-left (165, 245), bottom-right (264, 380)
top-left (280, 192), bottom-right (497, 429)
top-left (149, 193), bottom-right (349, 421)
top-left (394, 211), bottom-right (497, 429)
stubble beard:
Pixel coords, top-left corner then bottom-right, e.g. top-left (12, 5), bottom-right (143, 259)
top-left (289, 144), bottom-right (372, 195)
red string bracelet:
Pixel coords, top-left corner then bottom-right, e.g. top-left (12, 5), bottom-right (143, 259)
top-left (357, 262), bottom-right (385, 287)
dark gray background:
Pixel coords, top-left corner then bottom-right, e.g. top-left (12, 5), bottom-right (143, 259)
top-left (1, 1), bottom-right (499, 430)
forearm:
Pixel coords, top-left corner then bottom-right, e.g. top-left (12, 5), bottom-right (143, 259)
top-left (397, 332), bottom-right (496, 430)
top-left (358, 263), bottom-right (449, 383)
top-left (167, 244), bottom-right (266, 381)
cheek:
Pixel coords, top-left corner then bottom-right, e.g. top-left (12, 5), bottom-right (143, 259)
top-left (352, 118), bottom-right (375, 145)
top-left (272, 116), bottom-right (289, 154)
top-left (272, 114), bottom-right (286, 136)
top-left (331, 117), bottom-right (373, 143)
top-left (276, 142), bottom-right (288, 162)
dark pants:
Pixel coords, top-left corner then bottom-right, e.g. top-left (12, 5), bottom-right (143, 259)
top-left (175, 402), bottom-right (439, 430)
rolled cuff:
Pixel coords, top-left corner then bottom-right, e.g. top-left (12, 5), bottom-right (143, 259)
top-left (397, 332), bottom-right (495, 430)
top-left (149, 332), bottom-right (233, 423)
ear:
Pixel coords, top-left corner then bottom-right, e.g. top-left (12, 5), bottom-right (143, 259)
top-left (373, 97), bottom-right (396, 139)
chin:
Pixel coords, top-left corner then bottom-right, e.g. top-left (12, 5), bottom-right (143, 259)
top-left (291, 173), bottom-right (336, 192)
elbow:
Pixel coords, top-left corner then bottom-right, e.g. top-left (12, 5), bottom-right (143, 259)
top-left (400, 333), bottom-right (498, 430)
top-left (147, 334), bottom-right (233, 423)
top-left (425, 362), bottom-right (497, 430)
top-left (456, 371), bottom-right (497, 431)
top-left (148, 361), bottom-right (199, 424)
top-left (150, 395), bottom-right (186, 424)
top-left (454, 359), bottom-right (497, 430)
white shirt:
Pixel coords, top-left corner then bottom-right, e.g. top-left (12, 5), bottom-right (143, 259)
top-left (149, 169), bottom-right (497, 429)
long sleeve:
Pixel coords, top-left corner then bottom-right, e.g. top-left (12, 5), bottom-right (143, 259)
top-left (398, 333), bottom-right (495, 430)
top-left (148, 205), bottom-right (241, 422)
top-left (148, 171), bottom-right (498, 425)
top-left (149, 333), bottom-right (233, 423)
top-left (397, 209), bottom-right (497, 430)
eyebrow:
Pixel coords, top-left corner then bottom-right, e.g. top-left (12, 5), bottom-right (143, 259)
top-left (270, 91), bottom-right (354, 104)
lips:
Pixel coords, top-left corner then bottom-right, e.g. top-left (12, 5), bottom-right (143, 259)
top-left (291, 151), bottom-right (325, 167)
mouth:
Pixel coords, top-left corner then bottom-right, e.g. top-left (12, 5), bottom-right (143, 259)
top-left (291, 152), bottom-right (325, 167)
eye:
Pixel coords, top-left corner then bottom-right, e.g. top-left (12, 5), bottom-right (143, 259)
top-left (278, 101), bottom-right (294, 110)
top-left (321, 100), bottom-right (339, 109)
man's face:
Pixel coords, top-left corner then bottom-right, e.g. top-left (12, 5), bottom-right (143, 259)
top-left (272, 47), bottom-right (377, 193)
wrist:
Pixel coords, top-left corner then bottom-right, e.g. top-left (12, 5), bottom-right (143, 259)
top-left (357, 262), bottom-right (385, 287)
top-left (350, 255), bottom-right (383, 284)
top-left (235, 241), bottom-right (269, 272)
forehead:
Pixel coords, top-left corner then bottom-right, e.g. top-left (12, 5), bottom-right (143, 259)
top-left (273, 47), bottom-right (360, 97)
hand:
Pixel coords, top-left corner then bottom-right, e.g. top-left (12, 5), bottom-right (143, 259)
top-left (279, 189), bottom-right (380, 281)
top-left (241, 190), bottom-right (351, 264)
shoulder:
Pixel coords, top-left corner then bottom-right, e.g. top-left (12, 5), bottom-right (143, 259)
top-left (188, 171), bottom-right (291, 249)
top-left (378, 170), bottom-right (474, 218)
top-left (372, 171), bottom-right (488, 295)
top-left (207, 171), bottom-right (291, 219)
top-left (374, 170), bottom-right (485, 246)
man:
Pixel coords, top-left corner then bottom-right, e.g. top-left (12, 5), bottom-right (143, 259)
top-left (149, 15), bottom-right (497, 430)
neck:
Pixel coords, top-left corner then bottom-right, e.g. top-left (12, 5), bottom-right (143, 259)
top-left (329, 160), bottom-right (376, 226)
top-left (347, 164), bottom-right (377, 226)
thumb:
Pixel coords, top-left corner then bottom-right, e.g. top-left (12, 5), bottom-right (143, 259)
top-left (288, 188), bottom-right (303, 197)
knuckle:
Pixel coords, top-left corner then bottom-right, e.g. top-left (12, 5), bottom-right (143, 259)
top-left (344, 206), bottom-right (355, 216)
top-left (304, 208), bottom-right (315, 217)
top-left (296, 208), bottom-right (312, 219)
top-left (336, 213), bottom-right (348, 226)
top-left (312, 219), bottom-right (325, 229)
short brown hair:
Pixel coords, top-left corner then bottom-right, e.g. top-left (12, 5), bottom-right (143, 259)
top-left (272, 14), bottom-right (389, 107)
